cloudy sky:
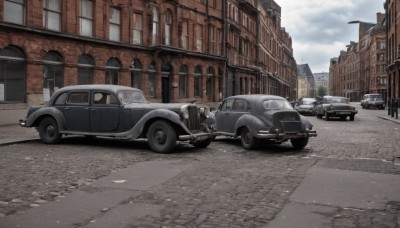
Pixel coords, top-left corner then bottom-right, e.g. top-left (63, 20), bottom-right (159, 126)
top-left (274, 0), bottom-right (385, 73)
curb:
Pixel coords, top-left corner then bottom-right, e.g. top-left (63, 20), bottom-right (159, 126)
top-left (0, 138), bottom-right (39, 146)
top-left (377, 116), bottom-right (400, 125)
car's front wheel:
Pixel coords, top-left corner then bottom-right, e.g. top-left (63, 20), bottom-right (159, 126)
top-left (240, 127), bottom-right (257, 150)
top-left (291, 137), bottom-right (309, 150)
top-left (147, 120), bottom-right (176, 153)
top-left (39, 117), bottom-right (61, 144)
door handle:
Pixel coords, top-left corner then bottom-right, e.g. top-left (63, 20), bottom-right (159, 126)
top-left (64, 108), bottom-right (70, 110)
top-left (90, 109), bottom-right (97, 111)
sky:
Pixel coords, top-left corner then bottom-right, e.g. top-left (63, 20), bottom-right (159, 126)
top-left (274, 0), bottom-right (385, 73)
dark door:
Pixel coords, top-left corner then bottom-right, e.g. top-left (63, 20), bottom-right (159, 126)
top-left (161, 77), bottom-right (170, 103)
top-left (215, 99), bottom-right (234, 133)
top-left (64, 92), bottom-right (90, 132)
top-left (90, 91), bottom-right (120, 132)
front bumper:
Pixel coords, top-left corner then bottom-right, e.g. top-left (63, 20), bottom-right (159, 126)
top-left (255, 130), bottom-right (317, 140)
top-left (179, 132), bottom-right (213, 141)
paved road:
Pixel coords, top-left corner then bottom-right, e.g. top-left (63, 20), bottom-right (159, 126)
top-left (0, 103), bottom-right (399, 227)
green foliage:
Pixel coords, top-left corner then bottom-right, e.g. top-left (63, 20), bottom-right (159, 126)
top-left (317, 86), bottom-right (327, 97)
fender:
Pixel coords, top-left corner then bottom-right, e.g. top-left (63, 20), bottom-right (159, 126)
top-left (25, 107), bottom-right (67, 130)
top-left (299, 115), bottom-right (313, 130)
top-left (115, 109), bottom-right (191, 139)
top-left (234, 114), bottom-right (268, 137)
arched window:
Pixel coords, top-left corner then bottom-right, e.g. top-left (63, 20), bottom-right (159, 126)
top-left (206, 67), bottom-right (214, 101)
top-left (152, 8), bottom-right (159, 45)
top-left (105, 58), bottom-right (120, 85)
top-left (43, 51), bottom-right (64, 99)
top-left (179, 65), bottom-right (188, 98)
top-left (194, 65), bottom-right (202, 97)
top-left (148, 63), bottom-right (156, 97)
top-left (0, 46), bottom-right (26, 102)
top-left (131, 59), bottom-right (142, 89)
top-left (164, 9), bottom-right (172, 46)
top-left (77, 55), bottom-right (94, 84)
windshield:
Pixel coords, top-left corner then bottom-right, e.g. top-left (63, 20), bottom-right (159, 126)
top-left (327, 97), bottom-right (348, 104)
top-left (263, 99), bottom-right (293, 110)
top-left (368, 95), bottom-right (383, 101)
top-left (117, 90), bottom-right (147, 105)
top-left (301, 100), bottom-right (315, 105)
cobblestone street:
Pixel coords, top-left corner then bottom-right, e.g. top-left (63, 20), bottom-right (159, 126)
top-left (0, 103), bottom-right (399, 227)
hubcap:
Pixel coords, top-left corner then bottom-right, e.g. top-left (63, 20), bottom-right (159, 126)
top-left (45, 125), bottom-right (55, 137)
top-left (154, 129), bottom-right (167, 145)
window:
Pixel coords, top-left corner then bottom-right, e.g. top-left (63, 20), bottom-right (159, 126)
top-left (181, 21), bottom-right (189, 49)
top-left (67, 92), bottom-right (89, 104)
top-left (43, 51), bottom-right (64, 100)
top-left (216, 29), bottom-right (222, 55)
top-left (209, 25), bottom-right (215, 54)
top-left (105, 58), bottom-right (120, 85)
top-left (4, 0), bottom-right (25, 25)
top-left (79, 0), bottom-right (93, 37)
top-left (148, 63), bottom-right (156, 97)
top-left (132, 13), bottom-right (143, 44)
top-left (194, 66), bottom-right (202, 97)
top-left (0, 46), bottom-right (26, 102)
top-left (152, 8), bottom-right (159, 45)
top-left (131, 59), bottom-right (142, 89)
top-left (109, 7), bottom-right (121, 42)
top-left (164, 9), bottom-right (172, 46)
top-left (43, 0), bottom-right (61, 31)
top-left (77, 55), bottom-right (93, 84)
top-left (179, 65), bottom-right (188, 98)
top-left (206, 67), bottom-right (214, 100)
top-left (232, 99), bottom-right (249, 112)
top-left (195, 25), bottom-right (203, 52)
top-left (93, 92), bottom-right (118, 105)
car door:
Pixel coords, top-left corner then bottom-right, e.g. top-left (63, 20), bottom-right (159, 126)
top-left (215, 99), bottom-right (234, 133)
top-left (64, 91), bottom-right (90, 132)
top-left (227, 99), bottom-right (249, 133)
top-left (89, 91), bottom-right (120, 132)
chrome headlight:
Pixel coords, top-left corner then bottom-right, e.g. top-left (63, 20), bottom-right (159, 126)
top-left (199, 107), bottom-right (210, 116)
top-left (180, 105), bottom-right (190, 119)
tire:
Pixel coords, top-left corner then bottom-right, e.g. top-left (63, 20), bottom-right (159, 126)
top-left (291, 137), bottom-right (309, 150)
top-left (147, 120), bottom-right (176, 153)
top-left (315, 111), bottom-right (322, 119)
top-left (193, 138), bottom-right (212, 148)
top-left (325, 112), bottom-right (330, 121)
top-left (349, 115), bottom-right (355, 121)
top-left (38, 117), bottom-right (61, 144)
top-left (240, 127), bottom-right (257, 150)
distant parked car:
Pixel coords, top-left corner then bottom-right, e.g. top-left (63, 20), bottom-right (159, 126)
top-left (315, 96), bottom-right (358, 121)
top-left (19, 85), bottom-right (214, 153)
top-left (361, 94), bottom-right (385, 109)
top-left (213, 95), bottom-right (317, 150)
top-left (294, 98), bottom-right (317, 115)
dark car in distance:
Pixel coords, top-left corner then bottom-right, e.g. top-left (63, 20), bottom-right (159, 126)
top-left (20, 85), bottom-right (214, 153)
top-left (315, 96), bottom-right (358, 121)
top-left (294, 98), bottom-right (317, 115)
top-left (213, 95), bottom-right (317, 150)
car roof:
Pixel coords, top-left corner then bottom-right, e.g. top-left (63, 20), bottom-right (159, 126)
top-left (323, 95), bottom-right (346, 99)
top-left (55, 84), bottom-right (142, 94)
top-left (225, 94), bottom-right (286, 102)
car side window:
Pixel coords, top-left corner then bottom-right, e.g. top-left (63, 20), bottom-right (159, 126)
top-left (67, 92), bottom-right (89, 105)
top-left (54, 93), bottom-right (67, 105)
top-left (220, 99), bottom-right (234, 111)
top-left (232, 99), bottom-right (249, 112)
top-left (93, 92), bottom-right (119, 105)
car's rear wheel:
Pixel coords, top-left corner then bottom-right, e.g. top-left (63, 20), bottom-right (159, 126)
top-left (240, 127), bottom-right (257, 150)
top-left (193, 138), bottom-right (212, 148)
top-left (39, 117), bottom-right (61, 144)
top-left (147, 120), bottom-right (176, 153)
top-left (291, 137), bottom-right (309, 150)
top-left (349, 115), bottom-right (355, 121)
top-left (340, 116), bottom-right (347, 121)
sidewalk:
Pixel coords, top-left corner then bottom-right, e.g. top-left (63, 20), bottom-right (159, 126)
top-left (0, 124), bottom-right (39, 145)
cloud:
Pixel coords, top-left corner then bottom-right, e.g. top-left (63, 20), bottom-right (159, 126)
top-left (274, 0), bottom-right (385, 72)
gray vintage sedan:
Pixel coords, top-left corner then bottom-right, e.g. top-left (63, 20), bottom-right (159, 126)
top-left (314, 95), bottom-right (358, 121)
top-left (214, 95), bottom-right (317, 150)
top-left (20, 85), bottom-right (214, 153)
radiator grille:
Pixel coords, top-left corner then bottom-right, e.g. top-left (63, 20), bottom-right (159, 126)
top-left (186, 106), bottom-right (200, 130)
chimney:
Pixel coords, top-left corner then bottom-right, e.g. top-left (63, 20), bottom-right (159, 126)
top-left (377, 12), bottom-right (385, 23)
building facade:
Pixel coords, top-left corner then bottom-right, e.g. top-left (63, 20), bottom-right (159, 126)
top-left (385, 0), bottom-right (400, 104)
top-left (329, 13), bottom-right (386, 102)
top-left (0, 0), bottom-right (297, 125)
top-left (297, 64), bottom-right (314, 98)
top-left (313, 72), bottom-right (329, 96)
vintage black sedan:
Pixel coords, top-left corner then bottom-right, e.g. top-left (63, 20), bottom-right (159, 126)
top-left (20, 85), bottom-right (214, 153)
top-left (213, 95), bottom-right (317, 150)
top-left (314, 95), bottom-right (358, 121)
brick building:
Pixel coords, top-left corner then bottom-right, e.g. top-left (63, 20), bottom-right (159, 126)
top-left (329, 13), bottom-right (386, 102)
top-left (385, 0), bottom-right (400, 103)
top-left (0, 0), bottom-right (297, 125)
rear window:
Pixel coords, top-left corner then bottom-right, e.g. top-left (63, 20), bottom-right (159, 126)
top-left (263, 99), bottom-right (293, 110)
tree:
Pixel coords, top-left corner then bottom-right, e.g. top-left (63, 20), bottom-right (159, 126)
top-left (317, 86), bottom-right (327, 97)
